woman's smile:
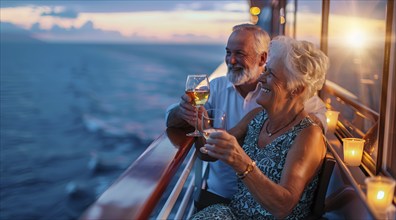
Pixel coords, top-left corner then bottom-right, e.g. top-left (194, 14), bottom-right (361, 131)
top-left (260, 87), bottom-right (270, 94)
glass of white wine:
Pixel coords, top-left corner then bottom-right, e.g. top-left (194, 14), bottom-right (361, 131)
top-left (185, 74), bottom-right (210, 137)
top-left (198, 109), bottom-right (226, 162)
top-left (201, 109), bottom-right (226, 139)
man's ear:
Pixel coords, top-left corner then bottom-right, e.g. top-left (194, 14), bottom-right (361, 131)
top-left (259, 52), bottom-right (267, 66)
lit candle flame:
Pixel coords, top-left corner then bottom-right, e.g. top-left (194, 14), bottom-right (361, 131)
top-left (325, 111), bottom-right (339, 134)
top-left (376, 191), bottom-right (385, 200)
top-left (365, 176), bottom-right (395, 213)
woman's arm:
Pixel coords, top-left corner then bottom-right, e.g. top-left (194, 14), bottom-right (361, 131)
top-left (242, 125), bottom-right (326, 218)
top-left (205, 124), bottom-right (325, 219)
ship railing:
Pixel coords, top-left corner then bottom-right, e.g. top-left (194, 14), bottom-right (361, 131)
top-left (321, 80), bottom-right (379, 139)
top-left (79, 127), bottom-right (202, 220)
top-left (320, 79), bottom-right (380, 175)
top-left (320, 80), bottom-right (388, 219)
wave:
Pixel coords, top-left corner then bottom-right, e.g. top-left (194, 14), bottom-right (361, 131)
top-left (82, 113), bottom-right (158, 142)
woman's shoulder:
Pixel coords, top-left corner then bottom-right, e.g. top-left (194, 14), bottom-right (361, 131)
top-left (295, 117), bottom-right (325, 147)
top-left (293, 116), bottom-right (324, 144)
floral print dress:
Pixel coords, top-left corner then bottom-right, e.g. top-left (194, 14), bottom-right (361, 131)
top-left (191, 110), bottom-right (320, 220)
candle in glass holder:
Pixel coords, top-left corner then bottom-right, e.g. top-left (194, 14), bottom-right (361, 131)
top-left (342, 138), bottom-right (365, 166)
top-left (325, 110), bottom-right (339, 134)
top-left (365, 176), bottom-right (396, 214)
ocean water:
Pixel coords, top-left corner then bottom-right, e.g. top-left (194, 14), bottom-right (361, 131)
top-left (0, 42), bottom-right (225, 219)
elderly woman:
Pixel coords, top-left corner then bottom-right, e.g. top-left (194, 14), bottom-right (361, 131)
top-left (191, 36), bottom-right (330, 219)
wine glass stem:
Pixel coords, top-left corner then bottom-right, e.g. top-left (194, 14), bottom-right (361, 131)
top-left (194, 106), bottom-right (199, 132)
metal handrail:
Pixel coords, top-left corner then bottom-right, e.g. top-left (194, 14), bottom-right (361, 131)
top-left (174, 174), bottom-right (195, 219)
top-left (322, 80), bottom-right (379, 123)
top-left (156, 149), bottom-right (197, 219)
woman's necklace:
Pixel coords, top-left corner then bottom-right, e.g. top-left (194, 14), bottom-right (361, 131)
top-left (265, 108), bottom-right (304, 137)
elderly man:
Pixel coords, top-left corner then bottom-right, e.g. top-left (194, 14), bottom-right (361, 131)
top-left (166, 23), bottom-right (327, 210)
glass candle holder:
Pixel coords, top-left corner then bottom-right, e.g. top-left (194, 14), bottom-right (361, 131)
top-left (365, 176), bottom-right (396, 215)
top-left (325, 110), bottom-right (339, 134)
top-left (342, 138), bottom-right (365, 166)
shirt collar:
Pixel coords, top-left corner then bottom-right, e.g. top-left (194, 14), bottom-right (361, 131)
top-left (226, 80), bottom-right (234, 89)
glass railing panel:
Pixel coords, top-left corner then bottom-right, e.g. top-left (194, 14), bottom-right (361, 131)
top-left (287, 0), bottom-right (323, 47)
top-left (327, 0), bottom-right (387, 113)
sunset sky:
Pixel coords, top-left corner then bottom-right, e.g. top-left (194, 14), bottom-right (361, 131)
top-left (1, 0), bottom-right (387, 46)
top-left (0, 1), bottom-right (250, 43)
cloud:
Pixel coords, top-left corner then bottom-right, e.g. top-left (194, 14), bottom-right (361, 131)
top-left (1, 20), bottom-right (126, 43)
top-left (1, 1), bottom-right (182, 12)
top-left (222, 2), bottom-right (248, 12)
top-left (171, 33), bottom-right (215, 43)
top-left (30, 20), bottom-right (126, 42)
top-left (30, 22), bottom-right (42, 32)
top-left (41, 8), bottom-right (78, 18)
top-left (1, 18), bottom-right (225, 44)
top-left (80, 21), bottom-right (94, 30)
top-left (0, 22), bottom-right (41, 43)
top-left (175, 2), bottom-right (217, 11)
top-left (174, 1), bottom-right (247, 12)
top-left (0, 1), bottom-right (248, 44)
top-left (0, 1), bottom-right (245, 13)
top-left (25, 20), bottom-right (159, 43)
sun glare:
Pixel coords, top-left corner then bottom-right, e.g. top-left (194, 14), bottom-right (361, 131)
top-left (345, 29), bottom-right (367, 49)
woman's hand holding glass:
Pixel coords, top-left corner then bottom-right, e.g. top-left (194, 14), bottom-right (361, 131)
top-left (201, 131), bottom-right (233, 160)
top-left (201, 127), bottom-right (249, 171)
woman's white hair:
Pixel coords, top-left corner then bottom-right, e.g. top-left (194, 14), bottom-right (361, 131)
top-left (270, 36), bottom-right (329, 101)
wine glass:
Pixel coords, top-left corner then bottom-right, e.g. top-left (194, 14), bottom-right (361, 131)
top-left (201, 109), bottom-right (226, 140)
top-left (185, 74), bottom-right (210, 137)
top-left (198, 108), bottom-right (226, 162)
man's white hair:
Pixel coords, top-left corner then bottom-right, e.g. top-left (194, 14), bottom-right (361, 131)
top-left (232, 23), bottom-right (270, 55)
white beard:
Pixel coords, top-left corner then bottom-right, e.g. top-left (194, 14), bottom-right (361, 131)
top-left (227, 64), bottom-right (259, 85)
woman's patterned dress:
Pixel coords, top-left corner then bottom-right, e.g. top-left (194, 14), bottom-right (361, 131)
top-left (191, 110), bottom-right (320, 220)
